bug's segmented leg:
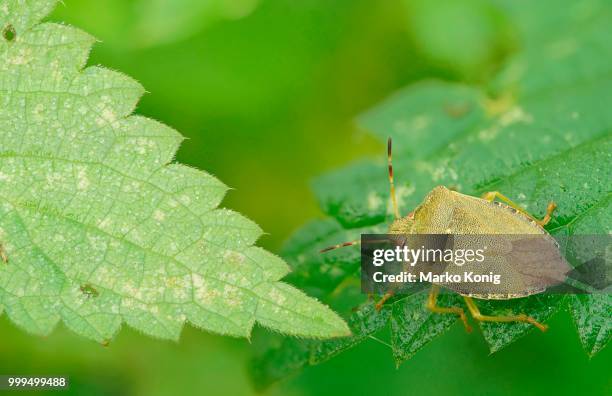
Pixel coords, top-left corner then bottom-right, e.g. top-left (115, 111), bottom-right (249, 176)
top-left (536, 201), bottom-right (557, 226)
top-left (481, 191), bottom-right (557, 226)
top-left (375, 291), bottom-right (394, 311)
top-left (426, 285), bottom-right (472, 332)
top-left (463, 296), bottom-right (548, 332)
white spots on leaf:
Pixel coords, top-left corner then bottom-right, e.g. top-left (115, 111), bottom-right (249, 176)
top-left (102, 108), bottom-right (117, 125)
top-left (135, 138), bottom-right (156, 155)
top-left (122, 181), bottom-right (142, 193)
top-left (7, 47), bottom-right (32, 65)
top-left (121, 282), bottom-right (143, 301)
top-left (77, 166), bottom-right (90, 190)
top-left (388, 184), bottom-right (415, 216)
top-left (86, 233), bottom-right (106, 253)
top-left (479, 126), bottom-right (500, 141)
top-left (192, 273), bottom-right (220, 304)
top-left (53, 233), bottom-right (66, 244)
top-left (411, 115), bottom-right (430, 131)
top-left (32, 104), bottom-right (45, 122)
top-left (268, 287), bottom-right (286, 313)
top-left (49, 60), bottom-right (64, 83)
top-left (499, 106), bottom-right (533, 127)
top-left (479, 106), bottom-right (533, 142)
top-left (192, 273), bottom-right (204, 289)
top-left (396, 184), bottom-right (415, 200)
top-left (367, 191), bottom-right (383, 211)
top-left (0, 172), bottom-right (10, 181)
top-left (393, 114), bottom-right (430, 136)
top-left (121, 298), bottom-right (134, 310)
top-left (45, 172), bottom-right (62, 188)
top-left (97, 217), bottom-right (112, 230)
top-left (564, 132), bottom-right (577, 144)
top-left (96, 106), bottom-right (119, 128)
top-left (166, 276), bottom-right (190, 301)
top-left (223, 285), bottom-right (241, 308)
top-left (431, 165), bottom-right (446, 181)
top-left (153, 209), bottom-right (166, 222)
top-left (127, 228), bottom-right (145, 245)
top-left (223, 250), bottom-right (245, 265)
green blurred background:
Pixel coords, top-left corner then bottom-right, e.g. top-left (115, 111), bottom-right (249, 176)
top-left (1, 0), bottom-right (609, 395)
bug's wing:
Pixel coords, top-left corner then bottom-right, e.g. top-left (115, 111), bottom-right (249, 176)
top-left (442, 234), bottom-right (571, 298)
top-left (437, 192), bottom-right (570, 298)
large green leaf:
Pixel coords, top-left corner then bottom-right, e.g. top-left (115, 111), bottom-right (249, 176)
top-left (252, 0), bottom-right (611, 386)
top-left (0, 0), bottom-right (349, 342)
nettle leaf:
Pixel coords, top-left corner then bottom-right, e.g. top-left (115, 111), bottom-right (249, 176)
top-left (0, 0), bottom-right (349, 342)
top-left (359, 82), bottom-right (485, 159)
top-left (252, 0), bottom-right (611, 386)
top-left (558, 194), bottom-right (611, 356)
top-left (389, 292), bottom-right (461, 365)
top-left (476, 295), bottom-right (565, 353)
top-left (569, 295), bottom-right (611, 357)
top-left (311, 301), bottom-right (393, 365)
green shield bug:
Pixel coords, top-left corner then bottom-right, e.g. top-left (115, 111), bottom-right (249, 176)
top-left (322, 138), bottom-right (564, 332)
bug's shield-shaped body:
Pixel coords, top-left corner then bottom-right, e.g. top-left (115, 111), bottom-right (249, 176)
top-left (388, 186), bottom-right (571, 299)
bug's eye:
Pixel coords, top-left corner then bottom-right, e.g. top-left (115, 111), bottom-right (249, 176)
top-left (407, 211), bottom-right (415, 219)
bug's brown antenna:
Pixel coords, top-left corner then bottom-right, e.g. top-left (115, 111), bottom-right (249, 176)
top-left (320, 240), bottom-right (360, 253)
top-left (387, 137), bottom-right (400, 219)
